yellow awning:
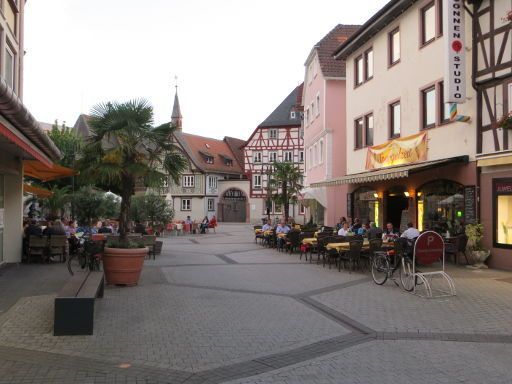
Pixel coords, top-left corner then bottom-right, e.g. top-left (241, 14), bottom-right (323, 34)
top-left (23, 184), bottom-right (53, 198)
top-left (477, 155), bottom-right (512, 167)
top-left (23, 160), bottom-right (78, 182)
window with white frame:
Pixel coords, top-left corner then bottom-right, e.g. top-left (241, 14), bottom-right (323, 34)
top-left (308, 147), bottom-right (313, 169)
top-left (284, 151), bottom-right (293, 162)
top-left (269, 151), bottom-right (277, 163)
top-left (273, 201), bottom-right (282, 214)
top-left (208, 176), bottom-right (218, 189)
top-left (299, 151), bottom-right (304, 162)
top-left (310, 102), bottom-right (315, 120)
top-left (269, 129), bottom-right (278, 139)
top-left (253, 174), bottom-right (262, 188)
top-left (316, 94), bottom-right (320, 116)
top-left (5, 45), bottom-right (15, 91)
top-left (290, 111), bottom-right (296, 119)
top-left (207, 198), bottom-right (215, 211)
top-left (182, 175), bottom-right (195, 187)
top-left (253, 152), bottom-right (262, 163)
top-left (181, 199), bottom-right (191, 211)
top-left (319, 140), bottom-right (324, 163)
top-left (305, 108), bottom-right (310, 126)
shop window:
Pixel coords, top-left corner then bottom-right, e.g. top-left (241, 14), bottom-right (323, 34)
top-left (416, 180), bottom-right (464, 234)
top-left (494, 179), bottom-right (512, 248)
top-left (353, 187), bottom-right (380, 227)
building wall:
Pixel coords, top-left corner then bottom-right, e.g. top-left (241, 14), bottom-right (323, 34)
top-left (0, 0), bottom-right (24, 98)
top-left (480, 167), bottom-right (512, 270)
top-left (345, 0), bottom-right (476, 175)
top-left (0, 153), bottom-right (22, 264)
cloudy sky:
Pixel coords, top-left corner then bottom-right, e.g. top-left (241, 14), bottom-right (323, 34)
top-left (24, 0), bottom-right (387, 140)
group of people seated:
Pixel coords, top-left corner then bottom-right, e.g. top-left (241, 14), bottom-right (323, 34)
top-left (335, 217), bottom-right (420, 241)
top-left (181, 215), bottom-right (217, 234)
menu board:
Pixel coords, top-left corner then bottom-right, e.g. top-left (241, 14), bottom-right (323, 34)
top-left (399, 210), bottom-right (410, 233)
top-left (464, 186), bottom-right (477, 224)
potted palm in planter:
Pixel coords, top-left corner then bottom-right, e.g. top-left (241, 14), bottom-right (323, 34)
top-left (465, 222), bottom-right (490, 269)
top-left (79, 99), bottom-right (185, 285)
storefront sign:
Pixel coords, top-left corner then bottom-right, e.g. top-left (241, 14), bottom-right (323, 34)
top-left (464, 186), bottom-right (477, 224)
top-left (443, 0), bottom-right (466, 103)
top-left (495, 182), bottom-right (512, 193)
top-left (414, 231), bottom-right (444, 265)
top-left (365, 132), bottom-right (427, 170)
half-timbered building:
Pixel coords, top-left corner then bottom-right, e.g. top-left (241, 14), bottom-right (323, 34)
top-left (470, 0), bottom-right (512, 269)
top-left (243, 84), bottom-right (305, 223)
top-left (168, 90), bottom-right (247, 222)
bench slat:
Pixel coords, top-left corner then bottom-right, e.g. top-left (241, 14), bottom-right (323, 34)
top-left (58, 272), bottom-right (90, 297)
top-left (76, 271), bottom-right (104, 298)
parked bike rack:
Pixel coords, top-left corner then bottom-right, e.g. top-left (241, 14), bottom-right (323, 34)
top-left (411, 231), bottom-right (456, 298)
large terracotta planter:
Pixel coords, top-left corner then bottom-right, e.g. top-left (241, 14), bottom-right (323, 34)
top-left (103, 247), bottom-right (148, 286)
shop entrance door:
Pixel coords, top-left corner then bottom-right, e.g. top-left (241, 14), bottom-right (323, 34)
top-left (386, 186), bottom-right (408, 229)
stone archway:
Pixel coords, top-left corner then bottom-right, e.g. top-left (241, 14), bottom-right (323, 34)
top-left (218, 188), bottom-right (248, 223)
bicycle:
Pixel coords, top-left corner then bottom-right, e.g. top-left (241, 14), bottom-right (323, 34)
top-left (370, 238), bottom-right (417, 291)
top-left (67, 236), bottom-right (103, 275)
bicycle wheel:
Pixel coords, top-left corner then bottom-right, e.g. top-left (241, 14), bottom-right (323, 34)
top-left (371, 254), bottom-right (389, 285)
top-left (67, 251), bottom-right (86, 275)
top-left (400, 257), bottom-right (415, 292)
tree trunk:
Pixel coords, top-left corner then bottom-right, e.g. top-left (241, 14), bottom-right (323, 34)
top-left (118, 176), bottom-right (134, 242)
top-left (282, 181), bottom-right (289, 222)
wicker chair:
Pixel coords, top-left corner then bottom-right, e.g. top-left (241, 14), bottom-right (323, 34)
top-left (49, 235), bottom-right (68, 262)
top-left (28, 235), bottom-right (48, 263)
top-left (339, 239), bottom-right (364, 272)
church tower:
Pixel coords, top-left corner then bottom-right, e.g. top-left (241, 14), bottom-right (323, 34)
top-left (171, 80), bottom-right (182, 131)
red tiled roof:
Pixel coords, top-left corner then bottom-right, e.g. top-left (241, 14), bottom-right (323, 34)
top-left (174, 132), bottom-right (245, 174)
top-left (315, 24), bottom-right (361, 78)
top-left (224, 136), bottom-right (246, 169)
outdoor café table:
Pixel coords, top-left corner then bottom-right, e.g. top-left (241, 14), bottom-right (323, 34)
top-left (326, 239), bottom-right (371, 252)
top-left (277, 233), bottom-right (287, 239)
top-left (255, 228), bottom-right (263, 234)
top-left (302, 238), bottom-right (317, 245)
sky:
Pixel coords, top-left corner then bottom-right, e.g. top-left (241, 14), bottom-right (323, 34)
top-left (23, 0), bottom-right (387, 140)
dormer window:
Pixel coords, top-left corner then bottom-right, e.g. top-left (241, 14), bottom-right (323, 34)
top-left (290, 111), bottom-right (296, 119)
top-left (199, 150), bottom-right (214, 164)
top-left (205, 156), bottom-right (214, 164)
top-left (225, 159), bottom-right (233, 166)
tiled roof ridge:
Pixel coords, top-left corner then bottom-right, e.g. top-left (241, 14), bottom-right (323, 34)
top-left (315, 24), bottom-right (361, 48)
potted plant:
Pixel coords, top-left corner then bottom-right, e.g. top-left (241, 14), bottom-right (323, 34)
top-left (79, 99), bottom-right (186, 285)
top-left (497, 112), bottom-right (512, 131)
top-left (465, 222), bottom-right (490, 269)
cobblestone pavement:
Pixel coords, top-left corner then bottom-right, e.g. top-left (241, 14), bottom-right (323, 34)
top-left (0, 224), bottom-right (511, 383)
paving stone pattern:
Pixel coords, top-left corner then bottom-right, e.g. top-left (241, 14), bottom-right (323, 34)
top-left (0, 224), bottom-right (511, 383)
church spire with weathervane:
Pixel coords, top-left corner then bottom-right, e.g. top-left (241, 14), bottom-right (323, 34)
top-left (171, 76), bottom-right (182, 131)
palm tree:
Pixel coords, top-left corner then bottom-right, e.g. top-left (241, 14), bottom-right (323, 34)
top-left (78, 99), bottom-right (186, 241)
top-left (269, 162), bottom-right (303, 222)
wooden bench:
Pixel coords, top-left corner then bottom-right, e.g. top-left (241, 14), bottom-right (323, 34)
top-left (54, 271), bottom-right (105, 336)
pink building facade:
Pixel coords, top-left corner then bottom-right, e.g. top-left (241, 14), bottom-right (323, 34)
top-left (302, 25), bottom-right (359, 226)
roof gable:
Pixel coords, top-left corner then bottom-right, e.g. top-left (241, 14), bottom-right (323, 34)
top-left (258, 83), bottom-right (304, 128)
top-left (313, 24), bottom-right (361, 78)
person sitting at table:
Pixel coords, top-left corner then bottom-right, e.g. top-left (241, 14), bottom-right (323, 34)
top-left (185, 216), bottom-right (193, 225)
top-left (338, 222), bottom-right (350, 236)
top-left (351, 218), bottom-right (362, 233)
top-left (25, 219), bottom-right (43, 237)
top-left (276, 220), bottom-right (290, 248)
top-left (200, 216), bottom-right (209, 234)
top-left (357, 223), bottom-right (368, 236)
top-left (335, 217), bottom-right (346, 231)
top-left (134, 220), bottom-right (147, 235)
top-left (401, 222), bottom-right (420, 240)
top-left (367, 222), bottom-right (383, 240)
top-left (262, 219), bottom-right (273, 231)
top-left (49, 219), bottom-right (67, 236)
top-left (42, 220), bottom-right (53, 236)
top-left (382, 222), bottom-right (400, 241)
top-left (98, 221), bottom-right (113, 234)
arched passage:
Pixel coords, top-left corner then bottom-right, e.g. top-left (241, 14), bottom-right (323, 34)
top-left (218, 188), bottom-right (248, 223)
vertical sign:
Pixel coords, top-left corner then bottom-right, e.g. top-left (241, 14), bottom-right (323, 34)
top-left (443, 0), bottom-right (466, 103)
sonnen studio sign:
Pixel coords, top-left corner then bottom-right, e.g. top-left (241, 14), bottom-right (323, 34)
top-left (443, 0), bottom-right (466, 103)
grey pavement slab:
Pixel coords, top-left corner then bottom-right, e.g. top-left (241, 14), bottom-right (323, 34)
top-left (225, 340), bottom-right (512, 384)
top-left (312, 276), bottom-right (512, 335)
top-left (162, 264), bottom-right (365, 296)
top-left (0, 285), bottom-right (348, 373)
